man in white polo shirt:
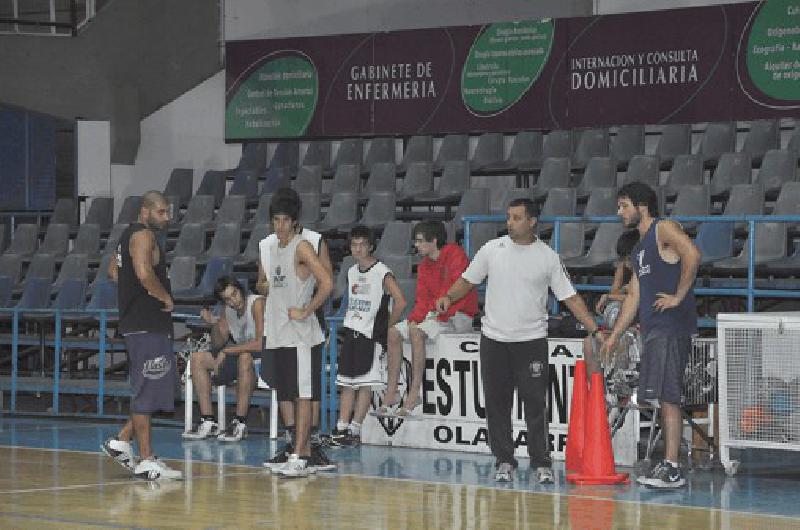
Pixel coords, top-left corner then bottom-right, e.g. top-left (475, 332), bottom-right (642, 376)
top-left (436, 198), bottom-right (599, 484)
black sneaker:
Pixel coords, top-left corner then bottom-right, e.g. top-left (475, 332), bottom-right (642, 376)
top-left (327, 428), bottom-right (350, 447)
top-left (342, 432), bottom-right (361, 448)
top-left (263, 444), bottom-right (292, 472)
top-left (309, 444), bottom-right (337, 471)
top-left (641, 460), bottom-right (686, 489)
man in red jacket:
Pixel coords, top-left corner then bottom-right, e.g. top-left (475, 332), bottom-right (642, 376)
top-left (382, 220), bottom-right (478, 416)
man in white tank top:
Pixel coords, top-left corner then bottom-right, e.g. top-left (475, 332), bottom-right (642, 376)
top-left (182, 276), bottom-right (265, 443)
top-left (256, 194), bottom-right (333, 477)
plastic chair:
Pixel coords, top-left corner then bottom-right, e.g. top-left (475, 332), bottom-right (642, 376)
top-left (357, 192), bottom-right (396, 230)
top-left (302, 141), bottom-right (332, 175)
top-left (317, 192), bottom-right (359, 233)
top-left (17, 253), bottom-right (56, 293)
top-left (710, 153), bottom-right (752, 199)
top-left (576, 157), bottom-right (616, 200)
top-left (238, 143), bottom-right (269, 174)
top-left (754, 149), bottom-right (796, 199)
top-left (173, 256), bottom-right (234, 303)
top-left (261, 166), bottom-right (293, 195)
top-left (229, 170), bottom-right (261, 203)
top-left (572, 128), bottom-right (609, 170)
top-left (722, 184), bottom-right (764, 232)
top-left (381, 254), bottom-right (412, 280)
top-left (51, 278), bottom-right (87, 314)
top-left (669, 184), bottom-right (710, 231)
top-left (399, 135), bottom-right (433, 173)
top-left (196, 170), bottom-right (227, 207)
top-left (550, 222), bottom-right (585, 260)
top-left (51, 198), bottom-right (78, 228)
top-left (563, 223), bottom-right (624, 271)
top-left (53, 253), bottom-right (89, 292)
top-left (694, 222), bottom-right (734, 267)
top-left (36, 223), bottom-right (69, 258)
top-left (163, 169), bottom-right (193, 209)
top-left (741, 119), bottom-right (779, 166)
top-left (491, 188), bottom-right (533, 216)
top-left (471, 133), bottom-right (505, 171)
top-left (453, 188), bottom-right (490, 231)
top-left (267, 142), bottom-right (298, 174)
top-left (502, 131), bottom-right (543, 172)
top-left (292, 165), bottom-right (323, 195)
top-left (297, 192), bottom-right (321, 230)
top-left (697, 121), bottom-right (736, 169)
top-left (214, 195), bottom-right (247, 226)
top-left (434, 134), bottom-right (468, 172)
top-left (375, 221), bottom-right (413, 259)
top-left (0, 276), bottom-right (13, 307)
top-left (236, 223), bottom-right (271, 267)
top-left (0, 253), bottom-right (23, 284)
top-left (6, 223), bottom-right (39, 257)
top-left (538, 188), bottom-right (577, 235)
top-left (542, 130), bottom-right (573, 160)
top-left (713, 222), bottom-right (786, 272)
top-left (167, 223), bottom-right (206, 261)
top-left (363, 163), bottom-right (397, 195)
top-left (247, 193), bottom-right (273, 230)
top-left (333, 139), bottom-right (363, 170)
top-left (610, 125), bottom-right (645, 170)
top-left (198, 223), bottom-right (241, 264)
top-left (655, 124), bottom-right (691, 170)
top-left (116, 196), bottom-right (143, 225)
top-left (171, 195), bottom-right (215, 231)
top-left (425, 160), bottom-right (470, 201)
top-left (582, 187), bottom-right (617, 233)
top-left (398, 162), bottom-right (433, 201)
top-left (364, 138), bottom-right (396, 173)
top-left (531, 157), bottom-right (570, 201)
top-left (622, 155), bottom-right (660, 188)
top-left (663, 154), bottom-right (704, 198)
top-left (467, 222), bottom-right (501, 257)
top-left (327, 163), bottom-right (361, 198)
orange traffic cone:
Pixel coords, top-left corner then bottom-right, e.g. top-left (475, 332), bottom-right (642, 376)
top-left (566, 372), bottom-right (629, 485)
top-left (565, 360), bottom-right (588, 473)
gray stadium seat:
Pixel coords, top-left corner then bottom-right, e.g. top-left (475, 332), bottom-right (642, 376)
top-left (713, 222), bottom-right (786, 272)
top-left (50, 278), bottom-right (87, 313)
top-left (669, 184), bottom-right (710, 231)
top-left (467, 222), bottom-right (501, 257)
top-left (562, 223), bottom-right (624, 271)
top-left (327, 163), bottom-right (361, 198)
top-left (427, 160), bottom-right (470, 201)
top-left (17, 253), bottom-right (56, 293)
top-left (214, 195), bottom-right (247, 226)
top-left (398, 162), bottom-right (434, 201)
top-left (722, 184), bottom-right (764, 231)
top-left (572, 128), bottom-right (609, 170)
top-left (102, 224), bottom-right (128, 257)
top-left (788, 123), bottom-right (800, 159)
top-left (741, 119), bottom-right (779, 166)
top-left (754, 149), bottom-right (796, 199)
top-left (502, 131), bottom-right (543, 172)
top-left (655, 123), bottom-right (691, 169)
top-left (663, 154), bottom-right (704, 198)
top-left (542, 130), bottom-right (573, 160)
top-left (298, 192), bottom-right (322, 230)
top-left (53, 253), bottom-right (89, 292)
top-left (6, 223), bottom-right (39, 257)
top-left (173, 194), bottom-right (215, 229)
top-left (0, 276), bottom-right (12, 307)
top-left (363, 163), bottom-right (397, 195)
top-left (399, 135), bottom-right (433, 173)
top-left (163, 169), bottom-right (193, 208)
top-left (16, 277), bottom-right (52, 312)
top-left (710, 152), bottom-right (752, 199)
top-left (317, 192), bottom-right (359, 233)
top-left (375, 221), bottom-right (413, 259)
top-left (531, 157), bottom-right (570, 201)
top-left (622, 154), bottom-right (660, 188)
top-left (576, 156), bottom-right (616, 200)
top-left (37, 223), bottom-right (69, 258)
top-left (434, 134), bottom-right (468, 172)
top-left (72, 223), bottom-right (102, 258)
top-left (381, 254), bottom-right (412, 280)
top-left (302, 141), bottom-right (332, 175)
top-left (267, 142), bottom-right (298, 174)
top-left (229, 170), bottom-right (261, 202)
top-left (334, 255), bottom-right (357, 301)
top-left (261, 166), bottom-right (293, 195)
top-left (333, 139), bottom-right (363, 170)
top-left (51, 197), bottom-right (78, 228)
top-left (610, 125), bottom-right (645, 170)
top-left (198, 222), bottom-right (241, 264)
top-left (292, 165), bottom-right (323, 195)
top-left (173, 256), bottom-right (234, 303)
top-left (166, 223), bottom-right (205, 261)
top-left (248, 193), bottom-right (273, 229)
top-left (773, 181), bottom-right (800, 235)
top-left (364, 138), bottom-right (396, 173)
top-left (168, 256), bottom-right (197, 293)
top-left (491, 188), bottom-right (533, 216)
top-left (453, 188), bottom-right (490, 231)
top-left (538, 188), bottom-right (577, 235)
top-left (236, 223), bottom-right (271, 267)
top-left (697, 121), bottom-right (736, 168)
top-left (196, 170), bottom-right (227, 207)
top-left (0, 253), bottom-right (23, 284)
top-left (358, 192), bottom-right (396, 230)
top-left (549, 222), bottom-right (585, 260)
top-left (116, 195), bottom-right (142, 225)
top-left (238, 143), bottom-right (269, 174)
top-left (471, 133), bottom-right (504, 171)
top-left (84, 197), bottom-right (114, 234)
top-left (582, 187), bottom-right (617, 232)
top-left (694, 221), bottom-right (734, 267)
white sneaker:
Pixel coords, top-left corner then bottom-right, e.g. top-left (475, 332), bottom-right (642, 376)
top-left (536, 467), bottom-right (554, 484)
top-left (495, 462), bottom-right (514, 482)
top-left (218, 419), bottom-right (247, 442)
top-left (134, 457), bottom-right (183, 480)
top-left (181, 418), bottom-right (220, 440)
top-left (102, 437), bottom-right (137, 471)
top-left (277, 454), bottom-right (315, 478)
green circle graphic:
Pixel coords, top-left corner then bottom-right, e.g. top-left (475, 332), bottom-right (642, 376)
top-left (746, 0), bottom-right (800, 101)
top-left (226, 53), bottom-right (318, 139)
top-left (461, 20), bottom-right (554, 115)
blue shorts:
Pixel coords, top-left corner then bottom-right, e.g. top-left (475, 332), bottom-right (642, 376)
top-left (125, 332), bottom-right (176, 414)
top-left (639, 329), bottom-right (691, 405)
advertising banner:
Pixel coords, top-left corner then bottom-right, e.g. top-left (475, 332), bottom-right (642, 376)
top-left (225, 1), bottom-right (799, 140)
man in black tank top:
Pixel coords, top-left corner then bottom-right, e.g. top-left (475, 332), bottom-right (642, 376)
top-left (603, 183), bottom-right (700, 490)
top-left (101, 190), bottom-right (182, 480)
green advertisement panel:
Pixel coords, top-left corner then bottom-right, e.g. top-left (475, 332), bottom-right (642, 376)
top-left (745, 0), bottom-right (800, 102)
top-left (226, 53), bottom-right (318, 139)
top-left (461, 20), bottom-right (554, 116)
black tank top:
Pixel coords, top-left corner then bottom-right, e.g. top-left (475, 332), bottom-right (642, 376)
top-left (117, 223), bottom-right (173, 336)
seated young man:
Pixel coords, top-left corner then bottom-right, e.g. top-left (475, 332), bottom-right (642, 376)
top-left (383, 220), bottom-right (478, 416)
top-left (330, 226), bottom-right (406, 446)
top-left (583, 229), bottom-right (639, 381)
top-left (182, 276), bottom-right (265, 442)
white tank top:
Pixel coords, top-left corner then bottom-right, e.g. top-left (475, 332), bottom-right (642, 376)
top-left (263, 234), bottom-right (324, 348)
top-left (343, 260), bottom-right (391, 339)
top-left (224, 294), bottom-right (261, 344)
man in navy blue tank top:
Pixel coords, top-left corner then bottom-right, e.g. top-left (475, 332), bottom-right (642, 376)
top-left (602, 182), bottom-right (700, 489)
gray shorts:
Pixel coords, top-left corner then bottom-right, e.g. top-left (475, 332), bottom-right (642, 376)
top-left (125, 332), bottom-right (176, 414)
top-left (639, 329), bottom-right (691, 405)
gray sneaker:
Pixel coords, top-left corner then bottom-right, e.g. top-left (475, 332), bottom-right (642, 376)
top-left (643, 460), bottom-right (686, 489)
top-left (536, 467), bottom-right (554, 484)
top-left (636, 460), bottom-right (668, 486)
top-left (495, 462), bottom-right (514, 482)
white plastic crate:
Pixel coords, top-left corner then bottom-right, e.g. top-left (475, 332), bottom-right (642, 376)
top-left (718, 312), bottom-right (800, 476)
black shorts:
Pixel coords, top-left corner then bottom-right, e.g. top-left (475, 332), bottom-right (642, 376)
top-left (639, 329), bottom-right (691, 405)
top-left (211, 352), bottom-right (259, 386)
top-left (261, 343), bottom-right (322, 402)
top-left (125, 332), bottom-right (176, 414)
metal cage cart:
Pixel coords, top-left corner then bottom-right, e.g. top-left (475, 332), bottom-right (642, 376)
top-left (718, 312), bottom-right (800, 476)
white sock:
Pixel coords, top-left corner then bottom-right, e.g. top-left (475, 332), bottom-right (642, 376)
top-left (349, 422), bottom-right (362, 436)
top-left (665, 459), bottom-right (679, 468)
top-left (336, 421), bottom-right (349, 432)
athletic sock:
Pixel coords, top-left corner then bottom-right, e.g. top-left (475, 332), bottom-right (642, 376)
top-left (348, 422), bottom-right (362, 436)
top-left (285, 426), bottom-right (295, 445)
top-left (665, 459), bottom-right (679, 468)
top-left (201, 415), bottom-right (215, 422)
top-left (336, 421), bottom-right (349, 432)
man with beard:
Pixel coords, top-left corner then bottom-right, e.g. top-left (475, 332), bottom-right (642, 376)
top-left (102, 191), bottom-right (182, 480)
top-left (435, 198), bottom-right (599, 484)
top-left (602, 182), bottom-right (700, 489)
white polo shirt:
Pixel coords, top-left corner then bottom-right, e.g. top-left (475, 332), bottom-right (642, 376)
top-left (462, 235), bottom-right (576, 342)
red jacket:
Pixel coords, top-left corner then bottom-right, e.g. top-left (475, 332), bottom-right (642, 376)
top-left (408, 243), bottom-right (479, 323)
